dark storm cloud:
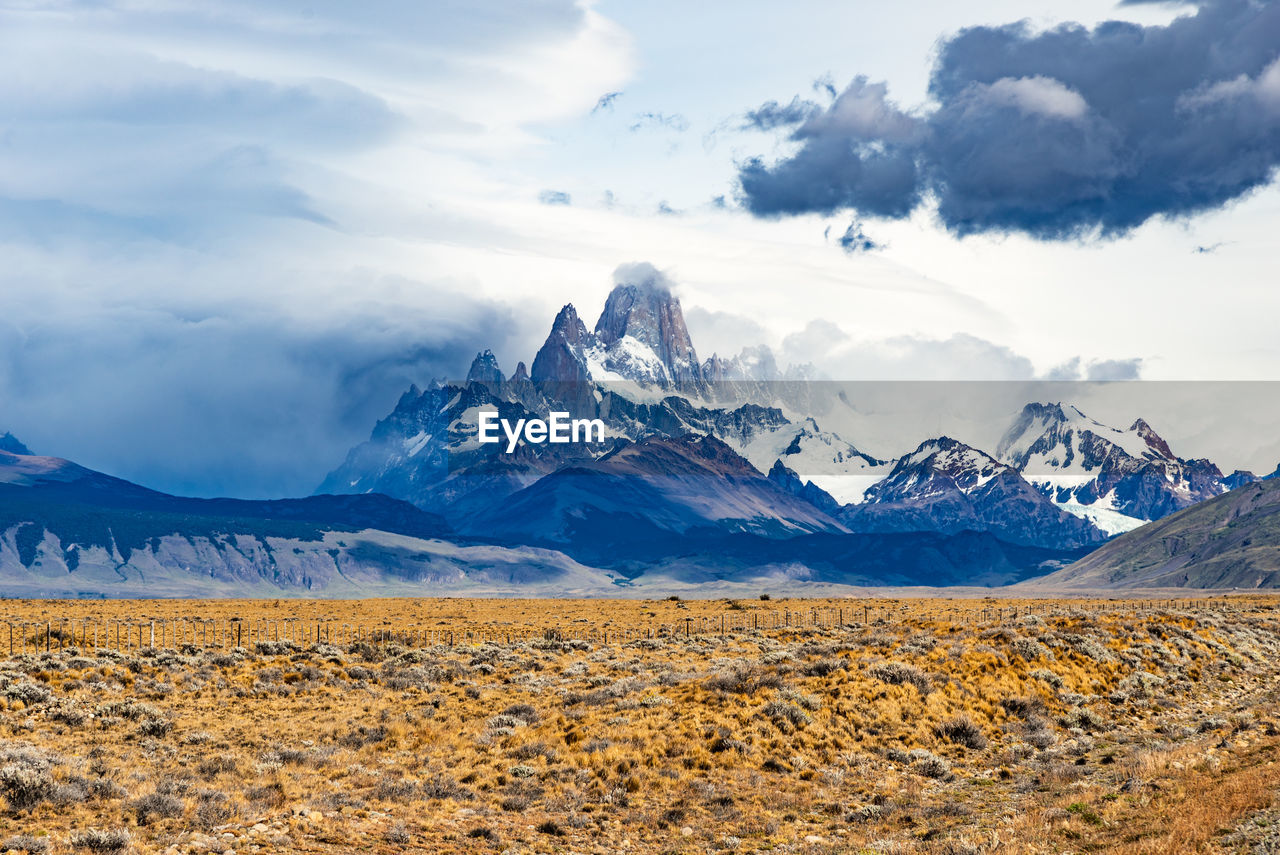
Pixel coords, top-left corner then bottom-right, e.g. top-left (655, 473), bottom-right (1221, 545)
top-left (738, 0), bottom-right (1280, 239)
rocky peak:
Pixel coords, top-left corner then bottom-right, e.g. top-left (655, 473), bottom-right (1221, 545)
top-left (531, 304), bottom-right (593, 387)
top-left (593, 270), bottom-right (703, 391)
top-left (0, 432), bottom-right (31, 456)
top-left (466, 349), bottom-right (504, 390)
top-left (1130, 418), bottom-right (1175, 460)
top-left (511, 361), bottom-right (529, 383)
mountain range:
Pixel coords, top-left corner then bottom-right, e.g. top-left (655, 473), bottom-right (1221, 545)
top-left (2, 268), bottom-right (1276, 595)
top-left (319, 268), bottom-right (1265, 559)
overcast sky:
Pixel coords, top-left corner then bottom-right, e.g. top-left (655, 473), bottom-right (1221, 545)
top-left (2, 0), bottom-right (1279, 497)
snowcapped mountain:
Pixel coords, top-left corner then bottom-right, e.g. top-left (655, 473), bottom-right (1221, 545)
top-left (320, 272), bottom-right (846, 528)
top-left (316, 274), bottom-right (1265, 572)
top-left (840, 437), bottom-right (1108, 549)
top-left (997, 402), bottom-right (1237, 533)
top-left (740, 417), bottom-right (888, 505)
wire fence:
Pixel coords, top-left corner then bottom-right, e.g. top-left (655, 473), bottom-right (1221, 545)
top-left (0, 598), bottom-right (1248, 655)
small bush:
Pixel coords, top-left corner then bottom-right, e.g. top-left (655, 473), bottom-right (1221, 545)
top-left (1000, 696), bottom-right (1046, 719)
top-left (0, 764), bottom-right (56, 811)
top-left (802, 658), bottom-right (845, 677)
top-left (536, 820), bottom-right (564, 836)
top-left (131, 792), bottom-right (183, 825)
top-left (0, 834), bottom-right (49, 853)
top-left (934, 715), bottom-right (987, 750)
top-left (1011, 637), bottom-right (1051, 661)
top-left (4, 683), bottom-right (50, 706)
top-left (196, 755), bottom-right (237, 779)
top-left (1031, 668), bottom-right (1063, 688)
top-left (501, 703), bottom-right (538, 724)
top-left (762, 700), bottom-right (811, 731)
top-left (69, 829), bottom-right (131, 854)
top-left (908, 749), bottom-right (951, 779)
top-left (868, 662), bottom-right (932, 694)
top-left (705, 664), bottom-right (784, 695)
top-left (339, 725), bottom-right (388, 748)
top-left (136, 718), bottom-right (173, 738)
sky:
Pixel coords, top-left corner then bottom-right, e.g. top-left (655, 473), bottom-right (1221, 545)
top-left (1, 0), bottom-right (1279, 497)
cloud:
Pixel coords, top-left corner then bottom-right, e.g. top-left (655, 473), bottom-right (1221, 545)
top-left (683, 307), bottom-right (771, 360)
top-left (837, 221), bottom-right (881, 253)
top-left (593, 91), bottom-right (622, 112)
top-left (1085, 358), bottom-right (1144, 381)
top-left (741, 96), bottom-right (819, 130)
top-left (739, 77), bottom-right (924, 219)
top-left (1042, 356), bottom-right (1145, 380)
top-left (784, 327), bottom-right (1039, 381)
top-left (629, 112), bottom-right (690, 132)
top-left (0, 260), bottom-right (515, 499)
top-left (738, 1), bottom-right (1280, 239)
top-left (538, 189), bottom-right (572, 205)
top-left (0, 0), bottom-right (626, 498)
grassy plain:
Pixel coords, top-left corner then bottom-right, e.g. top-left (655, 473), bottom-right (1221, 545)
top-left (0, 596), bottom-right (1274, 854)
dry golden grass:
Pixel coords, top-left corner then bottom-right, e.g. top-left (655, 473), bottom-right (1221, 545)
top-left (0, 596), bottom-right (1273, 854)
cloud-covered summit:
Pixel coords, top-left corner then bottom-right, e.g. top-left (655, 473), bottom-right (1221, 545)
top-left (739, 0), bottom-right (1280, 239)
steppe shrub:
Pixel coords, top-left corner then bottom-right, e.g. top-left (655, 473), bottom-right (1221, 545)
top-left (868, 662), bottom-right (932, 694)
top-left (46, 700), bottom-right (87, 727)
top-left (934, 715), bottom-right (987, 750)
top-left (132, 792), bottom-right (183, 825)
top-left (705, 664), bottom-right (784, 695)
top-left (486, 714), bottom-right (528, 731)
top-left (709, 736), bottom-right (749, 754)
top-left (197, 755), bottom-right (237, 779)
top-left (802, 658), bottom-right (845, 677)
top-left (347, 642), bottom-right (384, 663)
top-left (1011, 637), bottom-right (1052, 661)
top-left (502, 703), bottom-right (539, 723)
top-left (69, 829), bottom-right (131, 854)
top-left (908, 749), bottom-right (951, 779)
top-left (194, 790), bottom-right (232, 830)
top-left (97, 700), bottom-right (160, 722)
top-left (254, 640), bottom-right (299, 656)
top-left (1064, 707), bottom-right (1105, 731)
top-left (778, 688), bottom-right (821, 711)
top-left (4, 682), bottom-right (50, 706)
top-left (420, 773), bottom-right (473, 801)
top-left (1000, 696), bottom-right (1046, 718)
top-left (136, 718), bottom-right (173, 738)
top-left (375, 776), bottom-right (418, 801)
top-left (0, 834), bottom-right (49, 853)
top-left (1031, 668), bottom-right (1063, 688)
top-left (1070, 638), bottom-right (1117, 663)
top-left (88, 779), bottom-right (127, 800)
top-left (762, 699), bottom-right (811, 731)
top-left (0, 764), bottom-right (57, 811)
top-left (339, 725), bottom-right (387, 747)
